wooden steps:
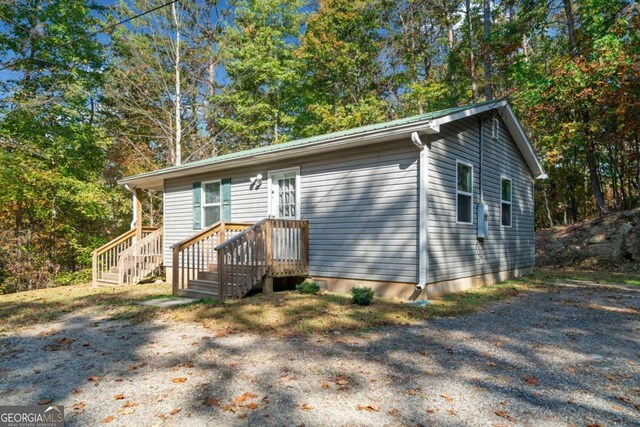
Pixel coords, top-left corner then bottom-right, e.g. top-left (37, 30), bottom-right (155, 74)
top-left (184, 277), bottom-right (254, 300)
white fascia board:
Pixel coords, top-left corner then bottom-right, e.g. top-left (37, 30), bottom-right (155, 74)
top-left (499, 104), bottom-right (547, 179)
top-left (431, 99), bottom-right (508, 128)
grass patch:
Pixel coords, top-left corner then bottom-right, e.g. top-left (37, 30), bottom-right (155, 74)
top-left (0, 282), bottom-right (172, 334)
top-left (165, 280), bottom-right (533, 336)
top-left (4, 267), bottom-right (635, 336)
top-left (530, 268), bottom-right (640, 287)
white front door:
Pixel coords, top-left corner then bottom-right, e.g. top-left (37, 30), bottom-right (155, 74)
top-left (268, 168), bottom-right (301, 261)
top-left (268, 168), bottom-right (300, 219)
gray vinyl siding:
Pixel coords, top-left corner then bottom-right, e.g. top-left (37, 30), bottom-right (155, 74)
top-left (163, 139), bottom-right (419, 283)
top-left (427, 115), bottom-right (535, 283)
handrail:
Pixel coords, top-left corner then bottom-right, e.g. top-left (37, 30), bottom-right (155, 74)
top-left (172, 221), bottom-right (253, 251)
top-left (214, 218), bottom-right (269, 251)
top-left (216, 219), bottom-right (309, 299)
top-left (117, 227), bottom-right (164, 285)
top-left (93, 226), bottom-right (158, 256)
top-left (92, 227), bottom-right (158, 286)
top-left (172, 221), bottom-right (253, 294)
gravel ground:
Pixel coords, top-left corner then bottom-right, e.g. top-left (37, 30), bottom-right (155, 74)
top-left (1, 281), bottom-right (639, 426)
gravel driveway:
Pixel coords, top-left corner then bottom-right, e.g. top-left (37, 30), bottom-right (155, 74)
top-left (1, 280), bottom-right (639, 426)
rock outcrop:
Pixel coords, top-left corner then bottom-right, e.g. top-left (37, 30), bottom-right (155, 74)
top-left (536, 208), bottom-right (640, 268)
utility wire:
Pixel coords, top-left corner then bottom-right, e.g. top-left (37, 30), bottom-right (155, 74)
top-left (0, 0), bottom-right (180, 73)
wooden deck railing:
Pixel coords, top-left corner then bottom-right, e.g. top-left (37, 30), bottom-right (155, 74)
top-left (92, 226), bottom-right (158, 286)
top-left (216, 219), bottom-right (309, 299)
top-left (117, 227), bottom-right (164, 285)
top-left (171, 221), bottom-right (253, 294)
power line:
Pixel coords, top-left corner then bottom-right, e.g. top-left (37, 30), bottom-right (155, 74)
top-left (0, 0), bottom-right (180, 73)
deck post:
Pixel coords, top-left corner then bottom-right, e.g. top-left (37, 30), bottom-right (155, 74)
top-left (262, 277), bottom-right (273, 295)
top-left (172, 247), bottom-right (179, 296)
top-left (91, 251), bottom-right (98, 287)
top-left (134, 188), bottom-right (143, 242)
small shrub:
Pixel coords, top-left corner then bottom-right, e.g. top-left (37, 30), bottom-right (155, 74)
top-left (351, 287), bottom-right (375, 306)
top-left (296, 280), bottom-right (320, 295)
top-left (53, 269), bottom-right (92, 287)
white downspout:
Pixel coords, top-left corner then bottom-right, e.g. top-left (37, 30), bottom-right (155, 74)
top-left (125, 184), bottom-right (137, 230)
top-left (411, 132), bottom-right (429, 290)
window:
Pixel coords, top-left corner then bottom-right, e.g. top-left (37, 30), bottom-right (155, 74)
top-left (202, 180), bottom-right (221, 227)
top-left (501, 177), bottom-right (512, 227)
top-left (456, 161), bottom-right (473, 224)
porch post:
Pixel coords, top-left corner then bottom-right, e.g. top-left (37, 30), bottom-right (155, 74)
top-left (134, 188), bottom-right (143, 242)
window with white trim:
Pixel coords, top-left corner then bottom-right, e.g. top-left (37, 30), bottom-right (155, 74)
top-left (202, 180), bottom-right (221, 227)
top-left (456, 161), bottom-right (473, 224)
top-left (501, 177), bottom-right (512, 227)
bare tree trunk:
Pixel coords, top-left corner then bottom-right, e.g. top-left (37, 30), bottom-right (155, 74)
top-left (563, 0), bottom-right (578, 56)
top-left (636, 135), bottom-right (640, 205)
top-left (446, 9), bottom-right (457, 106)
top-left (465, 0), bottom-right (477, 102)
top-left (172, 1), bottom-right (182, 166)
top-left (585, 136), bottom-right (608, 215)
top-left (542, 183), bottom-right (554, 227)
top-left (482, 0), bottom-right (493, 100)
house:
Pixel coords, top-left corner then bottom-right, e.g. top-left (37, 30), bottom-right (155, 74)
top-left (92, 99), bottom-right (545, 300)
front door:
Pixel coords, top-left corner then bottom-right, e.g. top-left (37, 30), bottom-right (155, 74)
top-left (268, 168), bottom-right (300, 262)
top-left (268, 168), bottom-right (299, 219)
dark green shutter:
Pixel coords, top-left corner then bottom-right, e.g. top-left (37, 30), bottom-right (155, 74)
top-left (221, 178), bottom-right (231, 221)
top-left (193, 181), bottom-right (201, 229)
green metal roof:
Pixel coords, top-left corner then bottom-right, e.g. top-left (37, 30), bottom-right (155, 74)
top-left (120, 99), bottom-right (503, 184)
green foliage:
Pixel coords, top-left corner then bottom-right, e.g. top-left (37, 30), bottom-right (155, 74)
top-left (296, 280), bottom-right (320, 295)
top-left (351, 287), bottom-right (375, 306)
top-left (53, 269), bottom-right (92, 287)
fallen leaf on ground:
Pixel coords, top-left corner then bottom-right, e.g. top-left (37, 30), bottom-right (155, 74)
top-left (44, 337), bottom-right (75, 351)
top-left (494, 410), bottom-right (513, 420)
top-left (122, 401), bottom-right (137, 408)
top-left (172, 377), bottom-right (187, 383)
top-left (356, 404), bottom-right (380, 412)
top-left (101, 416), bottom-right (115, 424)
top-left (170, 408), bottom-right (182, 415)
top-left (617, 395), bottom-right (633, 403)
top-left (37, 399), bottom-right (52, 405)
top-left (73, 402), bottom-right (86, 412)
top-left (88, 376), bottom-right (100, 383)
top-left (440, 394), bottom-right (454, 403)
top-left (118, 407), bottom-right (135, 415)
top-left (73, 388), bottom-right (82, 395)
top-left (523, 374), bottom-right (540, 385)
top-left (237, 414), bottom-right (247, 419)
top-left (246, 402), bottom-right (258, 410)
top-left (446, 408), bottom-right (457, 416)
top-left (388, 408), bottom-right (400, 416)
top-left (203, 396), bottom-right (221, 407)
top-left (234, 392), bottom-right (258, 403)
top-left (486, 361), bottom-right (496, 367)
top-left (321, 382), bottom-right (329, 389)
top-left (425, 409), bottom-right (436, 414)
top-left (334, 376), bottom-right (350, 385)
top-left (113, 394), bottom-right (124, 400)
top-left (606, 374), bottom-right (616, 381)
top-left (301, 403), bottom-right (314, 411)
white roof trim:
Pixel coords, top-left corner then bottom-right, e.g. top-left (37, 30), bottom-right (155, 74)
top-left (498, 104), bottom-right (547, 179)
